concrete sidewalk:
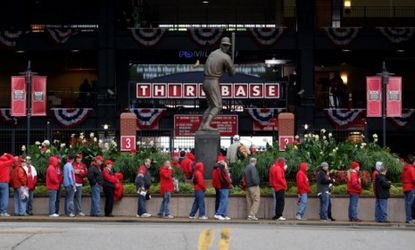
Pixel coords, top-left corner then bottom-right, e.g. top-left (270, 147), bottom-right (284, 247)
top-left (1, 215), bottom-right (415, 229)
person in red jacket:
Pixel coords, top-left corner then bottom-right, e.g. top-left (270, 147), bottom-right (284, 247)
top-left (295, 162), bottom-right (311, 220)
top-left (212, 156), bottom-right (223, 214)
top-left (10, 157), bottom-right (28, 216)
top-left (347, 161), bottom-right (362, 222)
top-left (46, 156), bottom-right (61, 217)
top-left (180, 152), bottom-right (195, 179)
top-left (269, 157), bottom-right (287, 221)
top-left (401, 155), bottom-right (415, 223)
top-left (102, 160), bottom-right (119, 217)
top-left (189, 162), bottom-right (208, 220)
top-left (158, 160), bottom-right (174, 219)
top-left (0, 153), bottom-right (14, 216)
top-left (73, 153), bottom-right (88, 216)
top-left (23, 156), bottom-right (37, 215)
top-left (214, 159), bottom-right (232, 220)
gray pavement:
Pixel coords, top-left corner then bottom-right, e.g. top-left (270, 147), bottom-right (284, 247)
top-left (0, 221), bottom-right (414, 250)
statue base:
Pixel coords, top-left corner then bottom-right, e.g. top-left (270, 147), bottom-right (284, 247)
top-left (195, 130), bottom-right (220, 179)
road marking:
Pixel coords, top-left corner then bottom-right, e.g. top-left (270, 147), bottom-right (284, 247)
top-left (198, 228), bottom-right (231, 250)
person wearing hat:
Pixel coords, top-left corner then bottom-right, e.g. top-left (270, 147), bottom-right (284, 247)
top-left (198, 36), bottom-right (235, 131)
top-left (373, 161), bottom-right (383, 221)
top-left (269, 157), bottom-right (288, 221)
top-left (401, 155), bottom-right (415, 223)
top-left (63, 155), bottom-right (76, 217)
top-left (73, 153), bottom-right (88, 216)
top-left (23, 156), bottom-right (37, 215)
top-left (102, 159), bottom-right (118, 217)
top-left (317, 162), bottom-right (334, 222)
top-left (0, 153), bottom-right (15, 217)
top-left (347, 161), bottom-right (362, 222)
top-left (375, 164), bottom-right (392, 223)
top-left (88, 155), bottom-right (103, 216)
top-left (226, 135), bottom-right (250, 164)
top-left (10, 156), bottom-right (28, 216)
top-left (135, 158), bottom-right (152, 218)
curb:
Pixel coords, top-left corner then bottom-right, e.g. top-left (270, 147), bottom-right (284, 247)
top-left (1, 216), bottom-right (415, 229)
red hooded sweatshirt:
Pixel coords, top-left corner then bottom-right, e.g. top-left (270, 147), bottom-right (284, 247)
top-left (269, 160), bottom-right (287, 191)
top-left (0, 153), bottom-right (14, 183)
top-left (180, 153), bottom-right (195, 179)
top-left (73, 161), bottom-right (88, 185)
top-left (296, 162), bottom-right (311, 194)
top-left (401, 164), bottom-right (415, 192)
top-left (159, 166), bottom-right (174, 195)
top-left (347, 169), bottom-right (362, 195)
top-left (10, 161), bottom-right (28, 189)
top-left (193, 162), bottom-right (206, 192)
top-left (46, 156), bottom-right (61, 190)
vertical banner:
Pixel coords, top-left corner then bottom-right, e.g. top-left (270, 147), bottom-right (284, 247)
top-left (11, 76), bottom-right (26, 117)
top-left (366, 76), bottom-right (382, 117)
top-left (386, 76), bottom-right (402, 117)
top-left (31, 76), bottom-right (47, 116)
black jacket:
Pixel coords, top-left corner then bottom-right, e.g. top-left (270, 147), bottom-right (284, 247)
top-left (244, 164), bottom-right (260, 187)
top-left (316, 169), bottom-right (333, 193)
top-left (88, 165), bottom-right (103, 186)
top-left (375, 174), bottom-right (391, 199)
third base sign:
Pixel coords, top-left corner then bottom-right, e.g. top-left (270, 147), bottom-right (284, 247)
top-left (120, 136), bottom-right (136, 152)
top-left (279, 136), bottom-right (294, 151)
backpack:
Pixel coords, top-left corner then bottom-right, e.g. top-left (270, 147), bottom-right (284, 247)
top-left (237, 143), bottom-right (249, 160)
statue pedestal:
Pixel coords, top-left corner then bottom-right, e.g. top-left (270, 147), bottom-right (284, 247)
top-left (195, 130), bottom-right (220, 179)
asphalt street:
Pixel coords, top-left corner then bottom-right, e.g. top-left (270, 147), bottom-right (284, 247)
top-left (0, 222), bottom-right (414, 250)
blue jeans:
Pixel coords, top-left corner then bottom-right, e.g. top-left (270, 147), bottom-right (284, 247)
top-left (137, 193), bottom-right (147, 215)
top-left (55, 186), bottom-right (61, 214)
top-left (64, 186), bottom-right (75, 215)
top-left (0, 182), bottom-right (9, 214)
top-left (26, 190), bottom-right (34, 214)
top-left (319, 192), bottom-right (329, 220)
top-left (158, 192), bottom-right (171, 216)
top-left (348, 194), bottom-right (359, 220)
top-left (90, 184), bottom-right (101, 216)
top-left (190, 190), bottom-right (206, 217)
top-left (375, 199), bottom-right (388, 222)
top-left (74, 186), bottom-right (83, 215)
top-left (48, 190), bottom-right (58, 215)
top-left (216, 189), bottom-right (229, 217)
top-left (296, 193), bottom-right (308, 218)
top-left (404, 190), bottom-right (415, 222)
top-left (14, 187), bottom-right (27, 215)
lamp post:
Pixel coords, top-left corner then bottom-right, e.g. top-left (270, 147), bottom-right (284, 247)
top-left (376, 61), bottom-right (394, 147)
top-left (20, 61), bottom-right (37, 148)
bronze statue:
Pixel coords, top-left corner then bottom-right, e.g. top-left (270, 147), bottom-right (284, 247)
top-left (198, 37), bottom-right (235, 131)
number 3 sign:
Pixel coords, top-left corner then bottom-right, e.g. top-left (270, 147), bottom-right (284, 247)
top-left (120, 136), bottom-right (136, 151)
top-left (278, 136), bottom-right (294, 151)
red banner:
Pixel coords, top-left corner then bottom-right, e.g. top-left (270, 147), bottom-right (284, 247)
top-left (366, 76), bottom-right (382, 117)
top-left (386, 76), bottom-right (402, 117)
top-left (11, 76), bottom-right (26, 117)
top-left (174, 115), bottom-right (238, 136)
top-left (31, 76), bottom-right (47, 116)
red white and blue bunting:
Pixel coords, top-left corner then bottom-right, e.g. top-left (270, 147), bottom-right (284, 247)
top-left (46, 28), bottom-right (78, 44)
top-left (51, 108), bottom-right (92, 128)
top-left (322, 27), bottom-right (361, 46)
top-left (188, 28), bottom-right (225, 47)
top-left (246, 108), bottom-right (285, 126)
top-left (390, 109), bottom-right (415, 128)
top-left (376, 27), bottom-right (415, 43)
top-left (0, 30), bottom-right (26, 47)
top-left (0, 108), bottom-right (19, 125)
top-left (247, 27), bottom-right (285, 47)
top-left (324, 108), bottom-right (365, 128)
top-left (130, 108), bottom-right (165, 129)
top-left (130, 28), bottom-right (167, 47)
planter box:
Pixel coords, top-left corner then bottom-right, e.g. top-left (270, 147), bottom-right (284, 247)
top-left (7, 195), bottom-right (406, 222)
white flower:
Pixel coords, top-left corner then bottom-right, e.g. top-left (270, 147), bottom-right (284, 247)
top-left (328, 132), bottom-right (332, 138)
top-left (79, 135), bottom-right (84, 140)
top-left (60, 143), bottom-right (66, 148)
top-left (71, 134), bottom-right (75, 138)
top-left (149, 140), bottom-right (154, 146)
top-left (46, 149), bottom-right (51, 154)
top-left (35, 141), bottom-right (41, 145)
top-left (104, 142), bottom-right (109, 150)
top-left (304, 134), bottom-right (309, 138)
top-left (361, 142), bottom-right (367, 147)
top-left (82, 139), bottom-right (87, 144)
top-left (99, 139), bottom-right (103, 144)
top-left (373, 133), bottom-right (378, 138)
top-left (69, 145), bottom-right (73, 148)
top-left (314, 134), bottom-right (319, 140)
top-left (321, 129), bottom-right (326, 134)
top-left (53, 139), bottom-right (59, 144)
top-left (323, 136), bottom-right (327, 140)
top-left (93, 137), bottom-right (97, 142)
top-left (80, 132), bottom-right (84, 137)
top-left (293, 145), bottom-right (298, 150)
top-left (320, 151), bottom-right (323, 155)
top-left (111, 140), bottom-right (117, 147)
top-left (21, 145), bottom-right (26, 151)
top-left (295, 135), bottom-right (300, 140)
top-left (374, 138), bottom-right (378, 143)
top-left (90, 132), bottom-right (95, 138)
top-left (42, 140), bottom-right (50, 146)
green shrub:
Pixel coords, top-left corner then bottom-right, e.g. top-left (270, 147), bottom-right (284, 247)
top-left (33, 185), bottom-right (49, 195)
top-left (206, 187), bottom-right (216, 195)
top-left (361, 189), bottom-right (373, 196)
top-left (390, 185), bottom-right (402, 195)
top-left (178, 182), bottom-right (194, 193)
top-left (332, 184), bottom-right (347, 194)
top-left (287, 186), bottom-right (297, 195)
top-left (260, 186), bottom-right (273, 195)
top-left (124, 183), bottom-right (137, 194)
